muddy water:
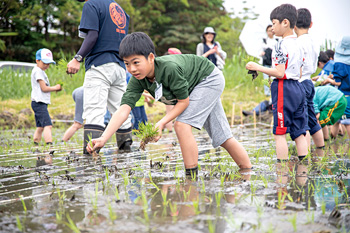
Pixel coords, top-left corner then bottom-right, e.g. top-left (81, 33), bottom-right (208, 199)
top-left (0, 124), bottom-right (349, 233)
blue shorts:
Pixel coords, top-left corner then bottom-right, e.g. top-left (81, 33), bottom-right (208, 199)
top-left (271, 79), bottom-right (306, 140)
top-left (300, 79), bottom-right (322, 135)
top-left (31, 101), bottom-right (52, 128)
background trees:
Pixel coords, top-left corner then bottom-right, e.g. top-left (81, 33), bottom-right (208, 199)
top-left (0, 0), bottom-right (248, 61)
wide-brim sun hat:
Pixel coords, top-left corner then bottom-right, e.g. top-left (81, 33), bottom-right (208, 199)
top-left (203, 27), bottom-right (216, 35)
top-left (201, 27), bottom-right (216, 41)
top-left (335, 36), bottom-right (350, 55)
top-left (334, 36), bottom-right (350, 65)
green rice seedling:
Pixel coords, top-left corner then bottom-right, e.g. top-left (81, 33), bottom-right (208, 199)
top-left (169, 201), bottom-right (178, 223)
top-left (57, 188), bottom-right (66, 207)
top-left (16, 215), bottom-right (24, 232)
top-left (220, 175), bottom-right (225, 188)
top-left (141, 190), bottom-right (149, 223)
top-left (215, 191), bottom-right (223, 207)
top-left (87, 134), bottom-right (98, 157)
top-left (201, 177), bottom-right (206, 193)
top-left (107, 200), bottom-right (117, 222)
top-left (192, 197), bottom-right (200, 215)
top-left (56, 211), bottom-right (63, 223)
top-left (121, 169), bottom-right (129, 187)
top-left (104, 167), bottom-right (110, 186)
top-left (261, 175), bottom-right (269, 188)
top-left (250, 181), bottom-right (257, 196)
top-left (305, 211), bottom-right (315, 224)
top-left (287, 213), bottom-right (297, 232)
top-left (64, 213), bottom-right (81, 233)
top-left (19, 195), bottom-right (27, 214)
top-left (224, 210), bottom-right (236, 229)
top-left (321, 200), bottom-right (326, 214)
top-left (257, 204), bottom-right (263, 229)
top-left (133, 122), bottom-right (159, 150)
top-left (114, 185), bottom-right (120, 200)
top-left (160, 190), bottom-right (168, 206)
top-left (276, 191), bottom-right (287, 210)
top-left (208, 219), bottom-right (215, 233)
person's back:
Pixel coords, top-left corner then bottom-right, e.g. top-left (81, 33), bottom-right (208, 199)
top-left (297, 34), bottom-right (318, 82)
top-left (67, 0), bottom-right (133, 154)
top-left (81, 0), bottom-right (129, 71)
top-left (294, 8), bottom-right (323, 156)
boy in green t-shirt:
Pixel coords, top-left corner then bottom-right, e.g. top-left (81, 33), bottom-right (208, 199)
top-left (87, 32), bottom-right (252, 175)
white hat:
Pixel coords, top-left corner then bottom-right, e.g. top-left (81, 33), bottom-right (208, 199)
top-left (35, 48), bottom-right (56, 64)
top-left (203, 27), bottom-right (216, 35)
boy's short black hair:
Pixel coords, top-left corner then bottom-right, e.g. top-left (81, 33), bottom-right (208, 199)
top-left (266, 25), bottom-right (272, 31)
top-left (325, 49), bottom-right (335, 59)
top-left (318, 51), bottom-right (329, 64)
top-left (270, 4), bottom-right (297, 28)
top-left (119, 32), bottom-right (156, 59)
top-left (296, 8), bottom-right (312, 29)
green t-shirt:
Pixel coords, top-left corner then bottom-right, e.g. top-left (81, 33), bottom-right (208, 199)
top-left (121, 54), bottom-right (215, 109)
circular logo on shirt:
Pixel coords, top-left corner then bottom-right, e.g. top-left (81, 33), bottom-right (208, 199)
top-left (109, 2), bottom-right (126, 29)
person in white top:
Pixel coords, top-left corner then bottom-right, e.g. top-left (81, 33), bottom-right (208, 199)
top-left (295, 8), bottom-right (324, 157)
top-left (261, 25), bottom-right (279, 96)
top-left (196, 27), bottom-right (227, 70)
top-left (246, 4), bottom-right (308, 162)
top-left (31, 48), bottom-right (61, 145)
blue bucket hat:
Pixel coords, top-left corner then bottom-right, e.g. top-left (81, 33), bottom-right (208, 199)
top-left (334, 36), bottom-right (350, 65)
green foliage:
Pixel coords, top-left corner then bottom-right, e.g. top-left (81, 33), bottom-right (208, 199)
top-left (1, 0), bottom-right (249, 59)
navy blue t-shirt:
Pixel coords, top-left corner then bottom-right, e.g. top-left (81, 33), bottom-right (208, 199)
top-left (79, 0), bottom-right (129, 71)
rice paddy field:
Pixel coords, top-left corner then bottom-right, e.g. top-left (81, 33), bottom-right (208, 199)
top-left (1, 122), bottom-right (350, 233)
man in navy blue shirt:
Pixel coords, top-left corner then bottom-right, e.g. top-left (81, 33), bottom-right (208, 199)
top-left (67, 0), bottom-right (133, 154)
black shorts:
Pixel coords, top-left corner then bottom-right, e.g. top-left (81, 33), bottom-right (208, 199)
top-left (31, 101), bottom-right (52, 127)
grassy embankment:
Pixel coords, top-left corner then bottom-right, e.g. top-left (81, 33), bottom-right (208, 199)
top-left (0, 51), bottom-right (266, 129)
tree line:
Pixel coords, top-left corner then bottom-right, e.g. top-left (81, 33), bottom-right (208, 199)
top-left (0, 0), bottom-right (254, 62)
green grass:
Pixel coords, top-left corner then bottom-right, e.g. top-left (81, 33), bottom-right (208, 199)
top-left (0, 58), bottom-right (85, 101)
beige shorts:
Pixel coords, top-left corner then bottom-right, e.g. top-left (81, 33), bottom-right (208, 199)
top-left (83, 62), bottom-right (132, 129)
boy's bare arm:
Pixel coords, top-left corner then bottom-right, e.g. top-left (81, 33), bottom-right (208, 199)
top-left (38, 80), bottom-right (61, 92)
top-left (88, 104), bottom-right (132, 151)
top-left (246, 62), bottom-right (285, 79)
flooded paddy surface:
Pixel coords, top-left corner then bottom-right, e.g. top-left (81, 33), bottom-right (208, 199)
top-left (1, 123), bottom-right (350, 233)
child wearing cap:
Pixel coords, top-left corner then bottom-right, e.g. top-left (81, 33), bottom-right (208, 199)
top-left (31, 48), bottom-right (62, 145)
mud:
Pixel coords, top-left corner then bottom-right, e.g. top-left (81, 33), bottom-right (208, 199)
top-left (0, 124), bottom-right (349, 233)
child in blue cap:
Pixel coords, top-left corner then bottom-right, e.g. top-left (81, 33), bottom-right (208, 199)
top-left (31, 48), bottom-right (61, 145)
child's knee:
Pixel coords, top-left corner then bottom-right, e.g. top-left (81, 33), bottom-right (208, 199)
top-left (44, 125), bottom-right (52, 130)
top-left (73, 122), bottom-right (83, 130)
top-left (174, 121), bottom-right (189, 132)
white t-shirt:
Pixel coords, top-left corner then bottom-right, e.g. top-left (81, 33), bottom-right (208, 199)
top-left (297, 34), bottom-right (318, 82)
top-left (272, 35), bottom-right (304, 80)
top-left (262, 37), bottom-right (278, 52)
top-left (31, 66), bottom-right (51, 104)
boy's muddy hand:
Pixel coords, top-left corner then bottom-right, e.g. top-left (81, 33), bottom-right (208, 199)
top-left (86, 137), bottom-right (106, 153)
